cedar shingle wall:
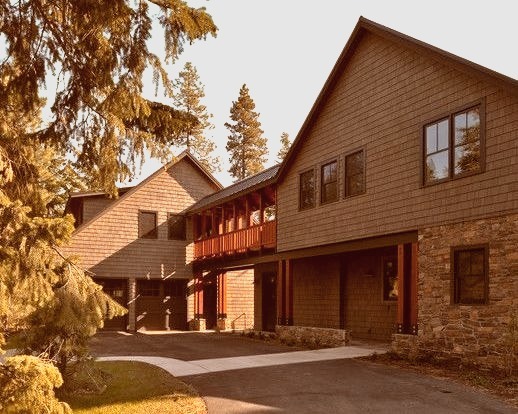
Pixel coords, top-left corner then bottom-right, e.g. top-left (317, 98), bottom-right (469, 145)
top-left (83, 197), bottom-right (114, 223)
top-left (226, 269), bottom-right (254, 330)
top-left (64, 159), bottom-right (217, 280)
top-left (277, 32), bottom-right (518, 252)
top-left (292, 256), bottom-right (340, 328)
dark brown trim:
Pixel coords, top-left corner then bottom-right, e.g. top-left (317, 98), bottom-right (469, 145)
top-left (421, 98), bottom-right (486, 187)
top-left (450, 244), bottom-right (489, 305)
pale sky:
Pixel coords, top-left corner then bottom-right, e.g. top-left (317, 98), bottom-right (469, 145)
top-left (131, 0), bottom-right (518, 187)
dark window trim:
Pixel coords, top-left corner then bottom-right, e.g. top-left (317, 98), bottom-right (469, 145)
top-left (420, 98), bottom-right (486, 187)
top-left (298, 168), bottom-right (316, 211)
top-left (344, 148), bottom-right (366, 199)
top-left (320, 158), bottom-right (339, 205)
top-left (450, 244), bottom-right (489, 305)
top-left (167, 213), bottom-right (187, 241)
top-left (139, 209), bottom-right (158, 239)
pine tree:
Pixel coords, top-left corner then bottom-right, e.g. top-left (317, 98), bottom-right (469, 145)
top-left (225, 84), bottom-right (268, 181)
top-left (277, 132), bottom-right (291, 162)
top-left (174, 62), bottom-right (220, 172)
top-left (0, 0), bottom-right (217, 396)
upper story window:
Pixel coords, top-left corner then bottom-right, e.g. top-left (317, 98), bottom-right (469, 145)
top-left (452, 245), bottom-right (488, 305)
top-left (139, 210), bottom-right (157, 239)
top-left (299, 169), bottom-right (315, 210)
top-left (321, 160), bottom-right (338, 204)
top-left (168, 213), bottom-right (186, 240)
top-left (345, 150), bottom-right (365, 197)
top-left (424, 103), bottom-right (483, 185)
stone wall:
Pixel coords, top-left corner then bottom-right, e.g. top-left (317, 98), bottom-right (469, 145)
top-left (276, 325), bottom-right (350, 348)
top-left (408, 214), bottom-right (518, 370)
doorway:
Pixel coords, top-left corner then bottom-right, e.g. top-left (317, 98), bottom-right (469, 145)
top-left (204, 276), bottom-right (217, 329)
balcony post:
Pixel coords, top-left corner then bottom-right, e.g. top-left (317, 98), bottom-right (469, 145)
top-left (201, 210), bottom-right (206, 238)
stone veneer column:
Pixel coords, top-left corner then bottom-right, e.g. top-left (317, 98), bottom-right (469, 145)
top-left (127, 278), bottom-right (136, 332)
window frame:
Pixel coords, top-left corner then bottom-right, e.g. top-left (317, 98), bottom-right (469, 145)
top-left (167, 213), bottom-right (186, 241)
top-left (299, 168), bottom-right (316, 211)
top-left (344, 148), bottom-right (366, 198)
top-left (138, 210), bottom-right (158, 239)
top-left (450, 244), bottom-right (489, 305)
top-left (320, 159), bottom-right (339, 205)
top-left (421, 99), bottom-right (486, 187)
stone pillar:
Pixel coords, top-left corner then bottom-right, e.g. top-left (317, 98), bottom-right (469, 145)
top-left (127, 278), bottom-right (136, 332)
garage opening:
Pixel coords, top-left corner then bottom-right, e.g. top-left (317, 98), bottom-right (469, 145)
top-left (136, 279), bottom-right (188, 331)
top-left (95, 278), bottom-right (128, 331)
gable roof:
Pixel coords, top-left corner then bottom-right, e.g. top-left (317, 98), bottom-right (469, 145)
top-left (188, 164), bottom-right (280, 213)
top-left (277, 16), bottom-right (518, 182)
top-left (70, 151), bottom-right (222, 235)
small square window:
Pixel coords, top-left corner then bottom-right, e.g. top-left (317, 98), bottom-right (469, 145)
top-left (168, 214), bottom-right (186, 240)
top-left (299, 169), bottom-right (315, 210)
top-left (321, 161), bottom-right (338, 204)
top-left (452, 246), bottom-right (488, 305)
top-left (139, 211), bottom-right (157, 239)
top-left (345, 150), bottom-right (365, 197)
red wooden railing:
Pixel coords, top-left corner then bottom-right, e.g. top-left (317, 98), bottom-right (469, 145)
top-left (194, 220), bottom-right (276, 259)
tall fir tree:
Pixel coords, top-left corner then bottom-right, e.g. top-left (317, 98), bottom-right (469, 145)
top-left (225, 84), bottom-right (268, 181)
top-left (174, 62), bottom-right (220, 172)
top-left (277, 132), bottom-right (291, 162)
top-left (0, 0), bottom-right (217, 401)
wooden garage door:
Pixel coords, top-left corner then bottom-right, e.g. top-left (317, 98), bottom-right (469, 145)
top-left (95, 278), bottom-right (128, 331)
top-left (136, 279), bottom-right (187, 331)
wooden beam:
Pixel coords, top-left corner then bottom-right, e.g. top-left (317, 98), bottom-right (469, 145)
top-left (277, 260), bottom-right (285, 325)
top-left (285, 259), bottom-right (293, 325)
top-left (397, 244), bottom-right (405, 333)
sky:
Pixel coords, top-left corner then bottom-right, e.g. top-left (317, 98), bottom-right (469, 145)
top-left (132, 0), bottom-right (518, 187)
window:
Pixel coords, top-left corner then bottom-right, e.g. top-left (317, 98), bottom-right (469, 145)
top-left (382, 256), bottom-right (398, 302)
top-left (452, 246), bottom-right (488, 305)
top-left (345, 150), bottom-right (365, 197)
top-left (424, 103), bottom-right (483, 184)
top-left (139, 211), bottom-right (157, 239)
top-left (168, 213), bottom-right (186, 240)
top-left (299, 169), bottom-right (315, 210)
top-left (321, 160), bottom-right (338, 204)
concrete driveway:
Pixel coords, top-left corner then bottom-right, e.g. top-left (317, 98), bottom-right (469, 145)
top-left (91, 332), bottom-right (516, 414)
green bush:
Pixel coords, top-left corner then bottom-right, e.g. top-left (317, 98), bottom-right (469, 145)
top-left (0, 355), bottom-right (71, 414)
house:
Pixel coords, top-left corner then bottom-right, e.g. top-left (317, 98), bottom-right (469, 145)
top-left (64, 151), bottom-right (234, 331)
top-left (268, 17), bottom-right (518, 369)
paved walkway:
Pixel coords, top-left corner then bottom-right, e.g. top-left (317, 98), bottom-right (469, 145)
top-left (98, 345), bottom-right (386, 377)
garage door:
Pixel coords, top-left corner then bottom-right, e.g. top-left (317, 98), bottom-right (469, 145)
top-left (136, 279), bottom-right (187, 331)
top-left (95, 278), bottom-right (128, 331)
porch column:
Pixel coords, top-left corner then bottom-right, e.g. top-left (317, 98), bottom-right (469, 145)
top-left (277, 260), bottom-right (285, 325)
top-left (397, 243), bottom-right (418, 335)
top-left (285, 259), bottom-right (293, 325)
top-left (276, 259), bottom-right (293, 326)
top-left (217, 272), bottom-right (227, 331)
top-left (192, 273), bottom-right (205, 331)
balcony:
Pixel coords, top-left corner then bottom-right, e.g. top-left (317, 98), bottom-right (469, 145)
top-left (194, 220), bottom-right (276, 260)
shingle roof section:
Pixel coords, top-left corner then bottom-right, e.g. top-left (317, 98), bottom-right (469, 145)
top-left (188, 164), bottom-right (280, 213)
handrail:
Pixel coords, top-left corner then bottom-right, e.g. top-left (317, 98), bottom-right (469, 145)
top-left (231, 312), bottom-right (247, 331)
top-left (194, 220), bottom-right (276, 259)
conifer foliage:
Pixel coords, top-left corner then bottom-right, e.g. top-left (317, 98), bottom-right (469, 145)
top-left (277, 132), bottom-right (291, 162)
top-left (0, 0), bottom-right (217, 400)
top-left (225, 84), bottom-right (268, 181)
top-left (174, 62), bottom-right (220, 172)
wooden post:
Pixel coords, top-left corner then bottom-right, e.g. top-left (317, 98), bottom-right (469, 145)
top-left (232, 201), bottom-right (237, 232)
top-left (193, 214), bottom-right (199, 240)
top-left (194, 275), bottom-right (204, 319)
top-left (217, 273), bottom-right (227, 319)
top-left (285, 259), bottom-right (293, 325)
top-left (201, 210), bottom-right (206, 238)
top-left (397, 244), bottom-right (405, 333)
top-left (211, 208), bottom-right (216, 236)
top-left (259, 190), bottom-right (264, 224)
top-left (277, 260), bottom-right (285, 325)
top-left (244, 196), bottom-right (250, 228)
top-left (410, 242), bottom-right (418, 335)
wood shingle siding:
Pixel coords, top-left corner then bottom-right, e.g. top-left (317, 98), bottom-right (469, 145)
top-left (277, 30), bottom-right (518, 252)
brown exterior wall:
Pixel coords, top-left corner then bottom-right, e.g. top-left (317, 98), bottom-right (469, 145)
top-left (226, 269), bottom-right (254, 331)
top-left (412, 214), bottom-right (518, 369)
top-left (82, 196), bottom-right (114, 224)
top-left (64, 158), bottom-right (217, 281)
top-left (277, 31), bottom-right (518, 253)
top-left (344, 248), bottom-right (397, 341)
top-left (292, 256), bottom-right (341, 329)
top-left (253, 262), bottom-right (278, 331)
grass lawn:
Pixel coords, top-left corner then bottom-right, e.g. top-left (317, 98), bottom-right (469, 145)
top-left (61, 361), bottom-right (206, 414)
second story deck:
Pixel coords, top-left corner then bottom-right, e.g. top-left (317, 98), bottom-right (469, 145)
top-left (188, 165), bottom-right (279, 264)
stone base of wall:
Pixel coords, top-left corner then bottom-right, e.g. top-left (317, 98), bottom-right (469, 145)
top-left (189, 318), bottom-right (206, 331)
top-left (276, 325), bottom-right (350, 348)
top-left (216, 318), bottom-right (227, 332)
top-left (391, 334), bottom-right (419, 360)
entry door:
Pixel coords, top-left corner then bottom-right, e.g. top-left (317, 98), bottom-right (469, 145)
top-left (204, 278), bottom-right (217, 329)
top-left (262, 272), bottom-right (277, 331)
